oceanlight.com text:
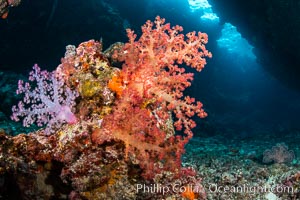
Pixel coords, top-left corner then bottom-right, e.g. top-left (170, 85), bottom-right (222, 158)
top-left (208, 183), bottom-right (294, 194)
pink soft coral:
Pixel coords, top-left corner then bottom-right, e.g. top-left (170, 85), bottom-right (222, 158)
top-left (11, 64), bottom-right (78, 134)
top-left (117, 16), bottom-right (211, 137)
top-left (92, 16), bottom-right (211, 179)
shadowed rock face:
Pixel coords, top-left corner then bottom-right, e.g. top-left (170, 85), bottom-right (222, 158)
top-left (210, 0), bottom-right (300, 90)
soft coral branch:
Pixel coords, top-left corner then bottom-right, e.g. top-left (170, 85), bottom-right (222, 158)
top-left (93, 16), bottom-right (211, 179)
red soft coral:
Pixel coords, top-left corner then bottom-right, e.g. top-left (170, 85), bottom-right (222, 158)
top-left (92, 16), bottom-right (211, 179)
top-left (118, 16), bottom-right (212, 137)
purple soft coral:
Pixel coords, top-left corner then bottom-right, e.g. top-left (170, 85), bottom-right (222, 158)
top-left (11, 64), bottom-right (78, 134)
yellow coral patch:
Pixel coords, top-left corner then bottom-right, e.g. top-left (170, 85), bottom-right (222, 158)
top-left (80, 80), bottom-right (101, 98)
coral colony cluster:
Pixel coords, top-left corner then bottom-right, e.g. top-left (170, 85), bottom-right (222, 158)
top-left (2, 16), bottom-right (212, 199)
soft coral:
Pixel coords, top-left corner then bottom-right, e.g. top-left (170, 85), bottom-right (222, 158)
top-left (117, 16), bottom-right (212, 137)
top-left (11, 64), bottom-right (78, 134)
top-left (92, 16), bottom-right (211, 179)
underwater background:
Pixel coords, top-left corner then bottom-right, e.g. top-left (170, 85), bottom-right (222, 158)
top-left (0, 0), bottom-right (300, 199)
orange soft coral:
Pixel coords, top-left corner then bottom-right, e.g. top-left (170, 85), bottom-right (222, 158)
top-left (181, 185), bottom-right (198, 200)
top-left (108, 71), bottom-right (124, 98)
